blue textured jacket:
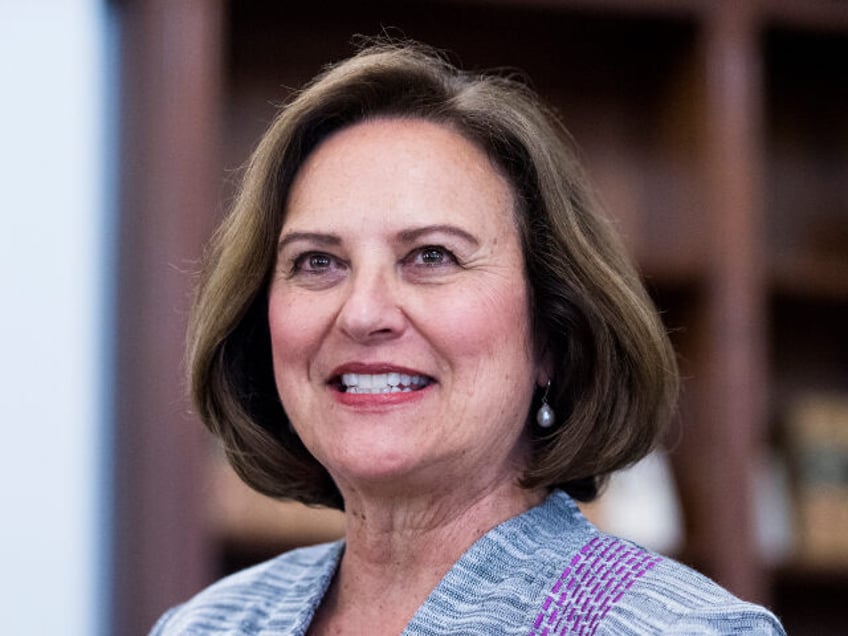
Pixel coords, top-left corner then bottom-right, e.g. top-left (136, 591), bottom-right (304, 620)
top-left (151, 491), bottom-right (785, 635)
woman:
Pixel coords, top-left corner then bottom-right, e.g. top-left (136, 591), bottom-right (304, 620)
top-left (152, 41), bottom-right (784, 635)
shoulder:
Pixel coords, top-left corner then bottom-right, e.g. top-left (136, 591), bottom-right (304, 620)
top-left (149, 540), bottom-right (343, 635)
top-left (602, 556), bottom-right (785, 635)
top-left (511, 492), bottom-right (786, 635)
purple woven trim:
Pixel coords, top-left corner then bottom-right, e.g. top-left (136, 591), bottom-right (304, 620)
top-left (527, 536), bottom-right (662, 636)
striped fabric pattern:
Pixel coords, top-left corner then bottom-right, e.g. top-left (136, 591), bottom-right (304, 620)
top-left (528, 536), bottom-right (662, 636)
top-left (151, 491), bottom-right (785, 635)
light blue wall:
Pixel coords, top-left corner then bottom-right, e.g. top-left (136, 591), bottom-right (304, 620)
top-left (0, 1), bottom-right (112, 634)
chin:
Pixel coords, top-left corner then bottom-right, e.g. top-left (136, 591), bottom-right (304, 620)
top-left (329, 447), bottom-right (440, 493)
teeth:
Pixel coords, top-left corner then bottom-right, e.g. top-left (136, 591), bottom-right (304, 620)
top-left (340, 372), bottom-right (430, 394)
top-left (343, 373), bottom-right (359, 387)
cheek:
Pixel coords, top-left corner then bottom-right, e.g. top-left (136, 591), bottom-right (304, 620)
top-left (268, 296), bottom-right (294, 359)
top-left (427, 280), bottom-right (534, 371)
top-left (267, 291), bottom-right (325, 383)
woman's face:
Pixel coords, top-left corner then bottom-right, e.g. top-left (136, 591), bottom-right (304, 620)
top-left (268, 118), bottom-right (544, 498)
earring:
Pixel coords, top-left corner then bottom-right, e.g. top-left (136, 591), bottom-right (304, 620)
top-left (536, 380), bottom-right (555, 429)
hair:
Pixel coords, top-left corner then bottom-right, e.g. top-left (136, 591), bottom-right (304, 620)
top-left (187, 39), bottom-right (679, 508)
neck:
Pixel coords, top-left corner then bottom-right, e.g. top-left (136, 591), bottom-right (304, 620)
top-left (311, 478), bottom-right (544, 634)
top-left (343, 477), bottom-right (543, 561)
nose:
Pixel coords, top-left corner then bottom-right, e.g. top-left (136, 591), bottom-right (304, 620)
top-left (335, 266), bottom-right (407, 344)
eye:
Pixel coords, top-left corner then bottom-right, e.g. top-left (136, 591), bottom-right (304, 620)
top-left (408, 245), bottom-right (457, 267)
top-left (289, 251), bottom-right (343, 276)
top-left (303, 253), bottom-right (331, 270)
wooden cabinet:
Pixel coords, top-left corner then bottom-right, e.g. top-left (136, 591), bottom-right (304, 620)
top-left (114, 1), bottom-right (848, 633)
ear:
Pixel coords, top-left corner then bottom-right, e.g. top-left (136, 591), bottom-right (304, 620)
top-left (534, 347), bottom-right (554, 387)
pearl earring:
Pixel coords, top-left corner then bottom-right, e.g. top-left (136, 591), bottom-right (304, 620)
top-left (536, 380), bottom-right (555, 429)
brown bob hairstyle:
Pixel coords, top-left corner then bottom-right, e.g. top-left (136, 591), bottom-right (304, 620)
top-left (188, 40), bottom-right (679, 509)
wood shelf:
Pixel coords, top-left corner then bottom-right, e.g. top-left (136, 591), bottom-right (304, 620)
top-left (765, 26), bottom-right (848, 304)
top-left (769, 256), bottom-right (848, 299)
top-left (773, 564), bottom-right (848, 636)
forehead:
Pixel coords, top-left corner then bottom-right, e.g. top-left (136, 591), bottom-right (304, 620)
top-left (284, 117), bottom-right (517, 230)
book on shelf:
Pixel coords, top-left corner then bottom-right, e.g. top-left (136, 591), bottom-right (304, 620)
top-left (785, 392), bottom-right (848, 567)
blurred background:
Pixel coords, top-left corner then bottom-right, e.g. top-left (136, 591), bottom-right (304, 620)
top-left (2, 1), bottom-right (846, 634)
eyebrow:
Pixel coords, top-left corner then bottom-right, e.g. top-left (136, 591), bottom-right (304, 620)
top-left (277, 224), bottom-right (480, 253)
top-left (398, 224), bottom-right (479, 247)
top-left (277, 231), bottom-right (342, 252)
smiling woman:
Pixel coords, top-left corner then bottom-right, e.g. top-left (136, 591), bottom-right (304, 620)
top-left (151, 39), bottom-right (785, 635)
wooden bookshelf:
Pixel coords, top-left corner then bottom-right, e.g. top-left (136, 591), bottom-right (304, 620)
top-left (113, 1), bottom-right (848, 633)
